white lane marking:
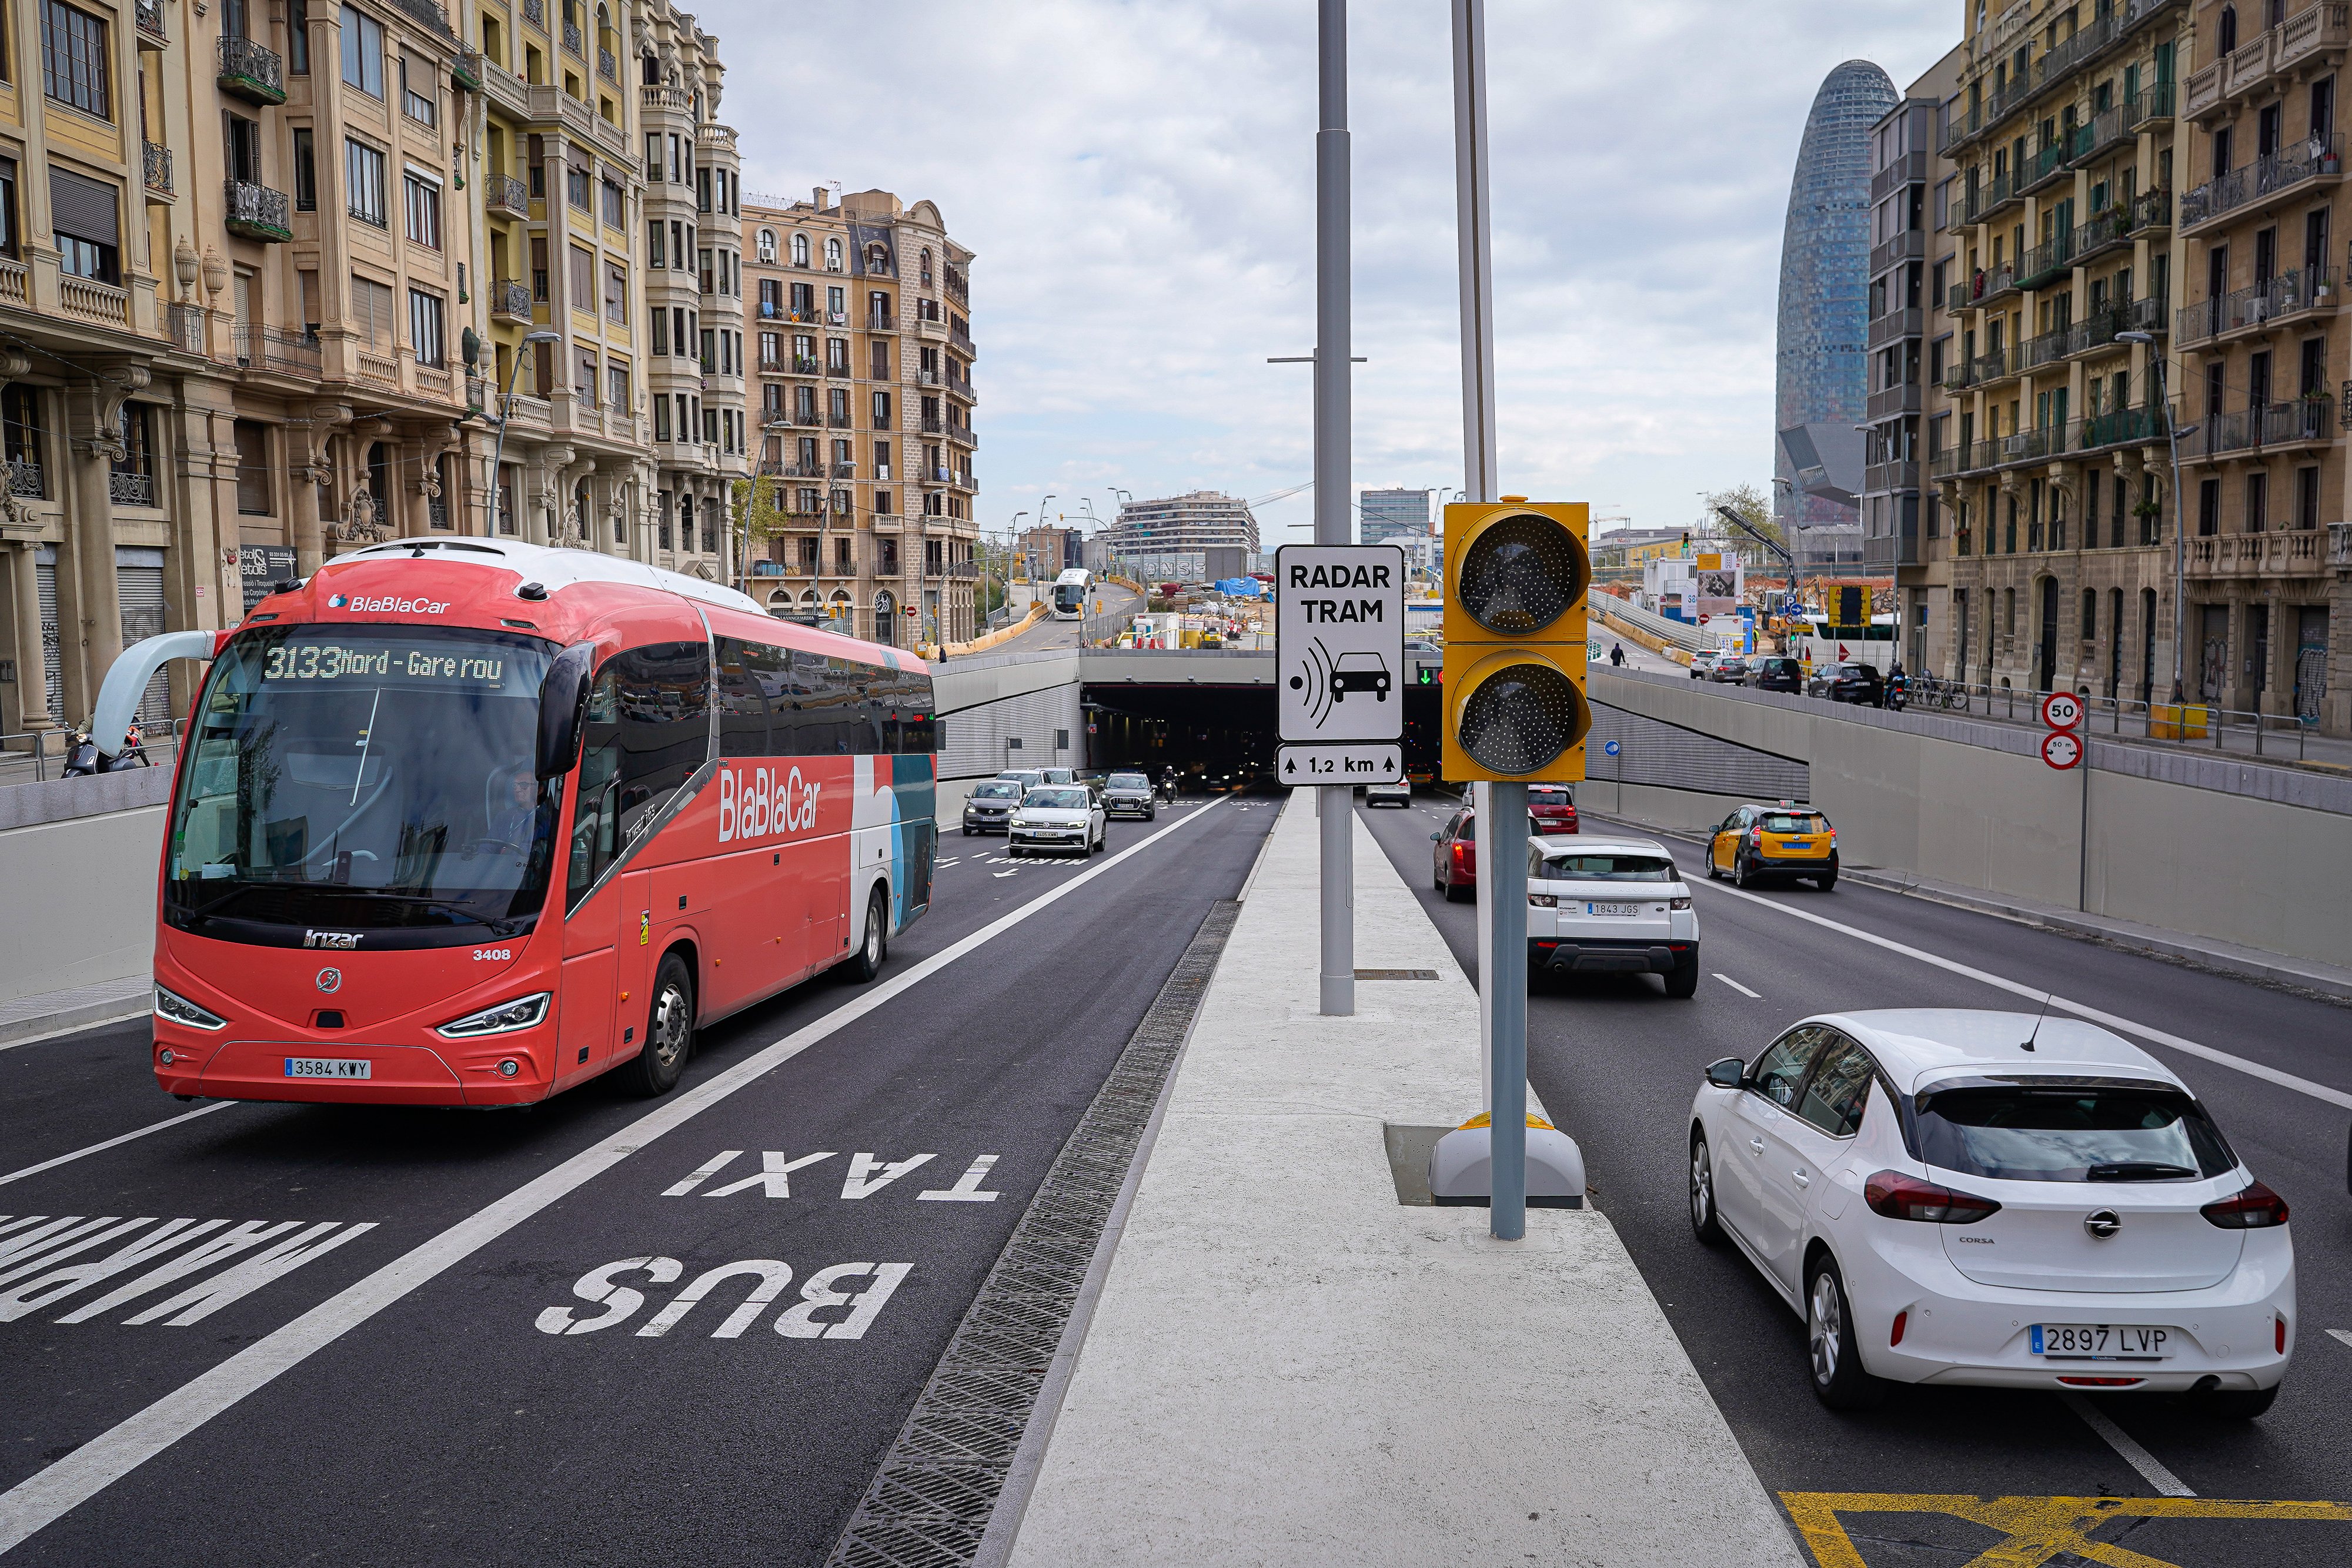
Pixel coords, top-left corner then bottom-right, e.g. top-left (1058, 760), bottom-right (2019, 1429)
top-left (2059, 1392), bottom-right (2194, 1497)
top-left (1712, 974), bottom-right (1761, 998)
top-left (0, 796), bottom-right (1227, 1553)
top-left (0, 1104), bottom-right (238, 1191)
top-left (2327, 1329), bottom-right (2352, 1350)
top-left (917, 1154), bottom-right (1001, 1202)
top-left (993, 871), bottom-right (1017, 880)
top-left (1693, 878), bottom-right (2352, 1112)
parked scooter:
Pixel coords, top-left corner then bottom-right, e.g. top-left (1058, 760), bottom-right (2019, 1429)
top-left (59, 723), bottom-right (151, 777)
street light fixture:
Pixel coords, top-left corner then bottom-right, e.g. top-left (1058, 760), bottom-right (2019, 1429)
top-left (487, 330), bottom-right (562, 541)
top-left (2118, 329), bottom-right (2192, 707)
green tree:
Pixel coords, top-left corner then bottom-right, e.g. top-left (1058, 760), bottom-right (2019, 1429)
top-left (1698, 482), bottom-right (1786, 566)
top-left (730, 472), bottom-right (789, 577)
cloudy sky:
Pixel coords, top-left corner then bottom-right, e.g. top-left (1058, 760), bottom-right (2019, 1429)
top-left (698, 0), bottom-right (1957, 543)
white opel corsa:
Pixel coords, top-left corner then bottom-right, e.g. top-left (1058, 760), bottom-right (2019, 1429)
top-left (1686, 1009), bottom-right (2293, 1417)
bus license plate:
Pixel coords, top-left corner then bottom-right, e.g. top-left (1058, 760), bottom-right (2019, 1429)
top-left (2030, 1323), bottom-right (2171, 1359)
top-left (1585, 902), bottom-right (1641, 918)
top-left (285, 1057), bottom-right (371, 1079)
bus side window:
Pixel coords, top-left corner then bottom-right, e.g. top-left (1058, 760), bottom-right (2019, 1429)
top-left (606, 641), bottom-right (712, 841)
top-left (715, 636), bottom-right (771, 758)
top-left (567, 671), bottom-right (626, 910)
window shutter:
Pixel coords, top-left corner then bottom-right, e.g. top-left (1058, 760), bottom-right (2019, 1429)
top-left (49, 169), bottom-right (119, 246)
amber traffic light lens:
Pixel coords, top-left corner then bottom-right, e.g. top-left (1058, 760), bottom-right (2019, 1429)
top-left (1456, 513), bottom-right (1588, 636)
top-left (1457, 662), bottom-right (1587, 775)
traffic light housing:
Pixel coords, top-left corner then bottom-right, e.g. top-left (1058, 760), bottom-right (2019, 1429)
top-left (1441, 500), bottom-right (1592, 783)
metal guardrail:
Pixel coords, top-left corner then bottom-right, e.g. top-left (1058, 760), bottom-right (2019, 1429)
top-left (1, 720), bottom-right (182, 785)
top-left (1900, 675), bottom-right (2328, 762)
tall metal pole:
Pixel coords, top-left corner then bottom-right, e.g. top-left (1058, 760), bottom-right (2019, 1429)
top-left (1315, 0), bottom-right (1355, 1018)
top-left (1453, 0), bottom-right (1522, 1239)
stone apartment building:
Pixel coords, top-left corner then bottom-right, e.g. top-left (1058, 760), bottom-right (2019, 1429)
top-left (0, 0), bottom-right (753, 745)
top-left (1918, 0), bottom-right (2350, 735)
top-left (740, 186), bottom-right (978, 647)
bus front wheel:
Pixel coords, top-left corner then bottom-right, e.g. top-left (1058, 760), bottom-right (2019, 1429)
top-left (622, 953), bottom-right (694, 1097)
top-left (845, 887), bottom-right (888, 983)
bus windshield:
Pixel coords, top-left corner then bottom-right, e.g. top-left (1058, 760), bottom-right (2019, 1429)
top-left (163, 626), bottom-right (559, 941)
top-left (1053, 583), bottom-right (1085, 613)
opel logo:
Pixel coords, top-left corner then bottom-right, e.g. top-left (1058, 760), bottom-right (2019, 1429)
top-left (2084, 1209), bottom-right (2122, 1240)
top-left (316, 968), bottom-right (343, 994)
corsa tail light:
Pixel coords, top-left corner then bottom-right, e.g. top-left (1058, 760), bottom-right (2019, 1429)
top-left (2201, 1180), bottom-right (2289, 1229)
top-left (1863, 1170), bottom-right (2001, 1225)
top-left (2277, 1315), bottom-right (2288, 1354)
top-left (1889, 1310), bottom-right (1908, 1348)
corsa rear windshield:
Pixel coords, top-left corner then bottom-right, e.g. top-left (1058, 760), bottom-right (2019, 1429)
top-left (1914, 1081), bottom-right (2237, 1182)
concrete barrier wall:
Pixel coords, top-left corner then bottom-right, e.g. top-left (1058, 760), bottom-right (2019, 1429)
top-left (0, 806), bottom-right (164, 1005)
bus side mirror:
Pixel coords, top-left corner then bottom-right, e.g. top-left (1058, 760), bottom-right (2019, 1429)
top-left (537, 644), bottom-right (597, 781)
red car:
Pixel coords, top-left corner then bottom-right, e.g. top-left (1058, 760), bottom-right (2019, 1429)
top-left (1432, 808), bottom-right (1477, 902)
top-left (1529, 784), bottom-right (1579, 835)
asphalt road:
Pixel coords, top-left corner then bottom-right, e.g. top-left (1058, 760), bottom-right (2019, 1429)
top-left (0, 795), bottom-right (1275, 1566)
top-left (1359, 795), bottom-right (2352, 1567)
top-left (996, 581), bottom-right (1142, 653)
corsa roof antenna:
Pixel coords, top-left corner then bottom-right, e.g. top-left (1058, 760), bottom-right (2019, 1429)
top-left (2022, 989), bottom-right (2055, 1052)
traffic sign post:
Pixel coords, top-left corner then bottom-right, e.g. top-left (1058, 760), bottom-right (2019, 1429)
top-left (2040, 729), bottom-right (2083, 769)
top-left (2039, 690), bottom-right (2089, 911)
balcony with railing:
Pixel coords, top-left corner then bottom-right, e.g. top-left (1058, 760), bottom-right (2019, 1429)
top-left (7, 460), bottom-right (45, 499)
top-left (1862, 460), bottom-right (1919, 495)
top-left (1947, 260), bottom-right (2016, 313)
top-left (2020, 324), bottom-right (2071, 373)
top-left (135, 0), bottom-right (166, 42)
top-left (2180, 136), bottom-right (2344, 232)
top-left (1869, 150), bottom-right (1928, 205)
top-left (2070, 82), bottom-right (2176, 168)
top-left (563, 21), bottom-right (583, 56)
top-left (1866, 306), bottom-right (1923, 350)
top-left (1869, 228), bottom-right (1927, 277)
top-left (946, 423), bottom-right (977, 449)
top-left (2073, 400), bottom-right (2176, 452)
top-left (2330, 521), bottom-right (2352, 567)
top-left (2128, 186), bottom-right (2173, 236)
top-left (2019, 138), bottom-right (2072, 199)
top-left (2062, 301), bottom-right (2133, 358)
top-left (2177, 268), bottom-right (2336, 344)
top-left (866, 312), bottom-right (897, 333)
top-left (108, 469), bottom-right (155, 506)
top-left (2186, 528), bottom-right (2331, 578)
top-left (223, 180), bottom-right (292, 243)
top-left (1866, 382), bottom-right (1922, 422)
top-left (142, 142), bottom-right (173, 200)
top-left (948, 327), bottom-right (975, 357)
top-left (2070, 202), bottom-right (2133, 265)
top-left (946, 370), bottom-right (976, 403)
top-left (232, 324), bottom-right (322, 377)
top-left (486, 173), bottom-right (530, 218)
top-left (2183, 397), bottom-right (2335, 460)
top-left (217, 36), bottom-right (286, 105)
top-left (599, 46), bottom-right (616, 81)
top-left (2186, 2), bottom-right (2350, 117)
top-left (490, 278), bottom-right (533, 320)
top-left (2014, 231), bottom-right (2074, 290)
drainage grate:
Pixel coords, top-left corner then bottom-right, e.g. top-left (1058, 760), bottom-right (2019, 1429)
top-left (1354, 967), bottom-right (1439, 981)
top-left (826, 900), bottom-right (1241, 1568)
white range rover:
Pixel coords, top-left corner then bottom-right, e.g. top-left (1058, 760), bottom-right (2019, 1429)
top-left (1525, 835), bottom-right (1699, 997)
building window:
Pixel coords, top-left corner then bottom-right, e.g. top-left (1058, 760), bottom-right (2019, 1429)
top-left (567, 163), bottom-right (590, 210)
top-left (568, 243), bottom-right (593, 306)
top-left (608, 361), bottom-right (627, 410)
top-left (871, 389), bottom-right (891, 429)
top-left (2297, 463), bottom-right (2321, 529)
top-left (602, 176), bottom-right (623, 228)
top-left (2198, 476), bottom-right (2220, 536)
top-left (232, 418), bottom-right (273, 514)
top-left (225, 113), bottom-right (263, 184)
top-left (0, 161), bottom-right (17, 260)
top-left (346, 139), bottom-right (387, 226)
top-left (409, 288), bottom-right (445, 367)
top-left (289, 0), bottom-right (309, 73)
top-left (575, 350), bottom-right (597, 403)
top-left (824, 236), bottom-right (841, 270)
top-left (40, 0), bottom-right (110, 120)
top-left (46, 169), bottom-right (118, 283)
top-left (792, 232), bottom-right (810, 267)
top-left (757, 228), bottom-right (777, 263)
top-left (403, 171), bottom-right (441, 249)
top-left (339, 4), bottom-right (383, 98)
top-left (292, 128), bottom-right (317, 210)
top-left (399, 53), bottom-right (436, 124)
top-left (604, 262), bottom-right (625, 322)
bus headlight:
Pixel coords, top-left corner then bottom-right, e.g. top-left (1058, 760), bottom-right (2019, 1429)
top-left (436, 992), bottom-right (553, 1039)
top-left (155, 984), bottom-right (228, 1031)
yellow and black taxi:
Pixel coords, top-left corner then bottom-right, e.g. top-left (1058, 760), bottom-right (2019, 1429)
top-left (1705, 801), bottom-right (1838, 891)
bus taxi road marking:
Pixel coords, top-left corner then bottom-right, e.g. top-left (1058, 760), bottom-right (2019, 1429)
top-left (2327, 1329), bottom-right (2352, 1351)
top-left (1713, 973), bottom-right (1761, 998)
top-left (0, 795), bottom-right (1226, 1555)
top-left (0, 1215), bottom-right (377, 1328)
top-left (2059, 1391), bottom-right (2194, 1497)
top-left (0, 1103), bottom-right (239, 1191)
top-left (658, 1150), bottom-right (1000, 1202)
top-left (1694, 878), bottom-right (2352, 1113)
top-left (1779, 1492), bottom-right (2352, 1568)
top-left (535, 1255), bottom-right (911, 1342)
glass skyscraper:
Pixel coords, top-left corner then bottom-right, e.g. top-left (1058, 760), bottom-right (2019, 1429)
top-left (1775, 60), bottom-right (1896, 571)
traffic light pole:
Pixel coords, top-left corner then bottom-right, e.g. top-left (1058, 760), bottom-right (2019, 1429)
top-left (1315, 0), bottom-right (1355, 1018)
top-left (1452, 0), bottom-right (1525, 1239)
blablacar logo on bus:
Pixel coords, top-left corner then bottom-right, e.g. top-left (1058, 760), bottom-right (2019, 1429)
top-left (327, 593), bottom-right (450, 613)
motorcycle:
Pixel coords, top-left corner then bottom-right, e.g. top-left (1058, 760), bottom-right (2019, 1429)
top-left (1883, 670), bottom-right (1909, 712)
top-left (59, 723), bottom-right (151, 777)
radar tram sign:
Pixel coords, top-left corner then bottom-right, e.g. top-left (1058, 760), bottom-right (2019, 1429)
top-left (1275, 543), bottom-right (1406, 785)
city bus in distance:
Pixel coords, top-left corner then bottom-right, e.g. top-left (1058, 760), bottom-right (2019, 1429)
top-left (111, 539), bottom-right (935, 1107)
top-left (1051, 568), bottom-right (1094, 620)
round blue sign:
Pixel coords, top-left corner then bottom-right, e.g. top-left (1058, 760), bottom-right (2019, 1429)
top-left (1603, 740), bottom-right (1621, 757)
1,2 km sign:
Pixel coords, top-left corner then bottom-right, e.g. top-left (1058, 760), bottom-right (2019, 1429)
top-left (1274, 543), bottom-right (1405, 785)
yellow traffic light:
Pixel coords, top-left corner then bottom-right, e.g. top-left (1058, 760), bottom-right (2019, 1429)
top-left (1441, 500), bottom-right (1591, 783)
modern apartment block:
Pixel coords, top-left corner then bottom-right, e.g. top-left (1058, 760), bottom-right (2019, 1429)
top-left (1863, 51), bottom-right (1963, 670)
top-left (0, 0), bottom-right (756, 744)
top-left (1104, 490), bottom-right (1261, 581)
top-left (741, 187), bottom-right (978, 647)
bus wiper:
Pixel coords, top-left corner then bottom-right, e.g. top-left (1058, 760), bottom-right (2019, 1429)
top-left (2086, 1161), bottom-right (2198, 1181)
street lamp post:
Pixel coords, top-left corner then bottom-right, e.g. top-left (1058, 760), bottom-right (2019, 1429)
top-left (487, 330), bottom-right (562, 541)
top-left (2118, 329), bottom-right (2190, 708)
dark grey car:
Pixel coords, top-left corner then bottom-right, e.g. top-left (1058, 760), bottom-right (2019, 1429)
top-left (962, 778), bottom-right (1023, 836)
top-left (1102, 770), bottom-right (1157, 820)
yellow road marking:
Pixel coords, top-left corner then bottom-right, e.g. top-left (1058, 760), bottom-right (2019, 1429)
top-left (1781, 1493), bottom-right (2352, 1568)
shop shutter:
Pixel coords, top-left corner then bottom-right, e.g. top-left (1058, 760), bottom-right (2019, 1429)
top-left (36, 559), bottom-right (62, 723)
top-left (115, 559), bottom-right (170, 726)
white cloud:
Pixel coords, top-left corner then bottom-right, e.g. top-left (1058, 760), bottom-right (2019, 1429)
top-left (697, 0), bottom-right (1955, 541)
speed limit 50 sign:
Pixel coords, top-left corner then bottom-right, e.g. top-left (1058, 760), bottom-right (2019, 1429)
top-left (2040, 690), bottom-right (2084, 729)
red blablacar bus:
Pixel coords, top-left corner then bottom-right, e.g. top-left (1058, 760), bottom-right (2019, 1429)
top-left (106, 539), bottom-right (935, 1106)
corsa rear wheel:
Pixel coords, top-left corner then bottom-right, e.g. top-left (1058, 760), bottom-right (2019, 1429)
top-left (1806, 1256), bottom-right (1886, 1410)
top-left (1688, 1134), bottom-right (1725, 1245)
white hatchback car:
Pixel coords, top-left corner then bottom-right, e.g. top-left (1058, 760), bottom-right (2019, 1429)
top-left (1008, 784), bottom-right (1106, 857)
top-left (1688, 1010), bottom-right (2293, 1417)
top-left (1526, 836), bottom-right (1699, 996)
